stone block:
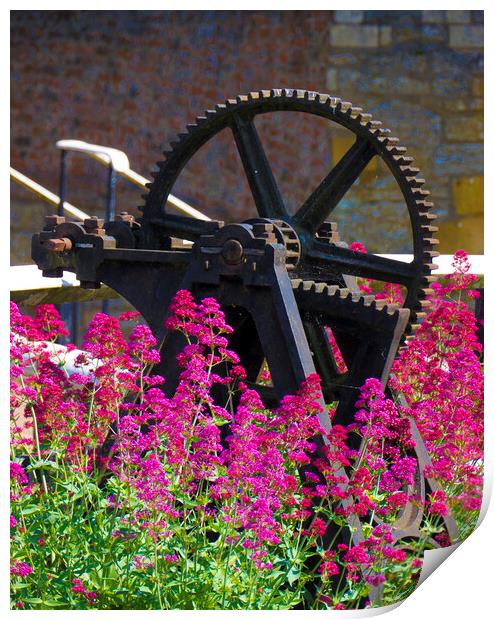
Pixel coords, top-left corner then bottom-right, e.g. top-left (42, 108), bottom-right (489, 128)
top-left (334, 11), bottom-right (363, 24)
top-left (434, 144), bottom-right (484, 177)
top-left (329, 53), bottom-right (358, 66)
top-left (330, 25), bottom-right (379, 48)
top-left (452, 175), bottom-right (483, 216)
top-left (439, 216), bottom-right (483, 254)
top-left (326, 67), bottom-right (338, 91)
top-left (471, 10), bottom-right (484, 24)
top-left (422, 11), bottom-right (445, 24)
top-left (422, 24), bottom-right (448, 43)
top-left (472, 76), bottom-right (483, 97)
top-left (379, 26), bottom-right (392, 46)
top-left (449, 25), bottom-right (483, 48)
top-left (447, 11), bottom-right (470, 24)
top-left (445, 114), bottom-right (483, 142)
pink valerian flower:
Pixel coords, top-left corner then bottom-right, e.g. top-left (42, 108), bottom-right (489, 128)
top-left (132, 556), bottom-right (153, 570)
top-left (119, 310), bottom-right (141, 322)
top-left (128, 324), bottom-right (160, 364)
top-left (391, 251), bottom-right (483, 519)
top-left (71, 578), bottom-right (98, 604)
top-left (83, 313), bottom-right (127, 360)
top-left (325, 328), bottom-right (347, 373)
top-left (10, 268), bottom-right (482, 607)
top-left (11, 561), bottom-right (33, 577)
top-left (34, 304), bottom-right (69, 341)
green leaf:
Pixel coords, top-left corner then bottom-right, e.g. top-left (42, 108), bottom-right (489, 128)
top-left (286, 564), bottom-right (301, 586)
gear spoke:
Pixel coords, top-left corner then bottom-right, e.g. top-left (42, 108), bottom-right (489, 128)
top-left (230, 113), bottom-right (288, 220)
top-left (307, 240), bottom-right (415, 285)
top-left (293, 137), bottom-right (376, 234)
top-left (150, 213), bottom-right (221, 241)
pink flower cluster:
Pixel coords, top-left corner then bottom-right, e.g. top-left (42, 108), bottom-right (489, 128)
top-left (10, 248), bottom-right (483, 608)
top-left (391, 250), bottom-right (483, 518)
top-left (71, 578), bottom-right (98, 604)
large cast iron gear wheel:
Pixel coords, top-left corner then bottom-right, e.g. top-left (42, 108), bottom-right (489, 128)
top-left (139, 88), bottom-right (438, 337)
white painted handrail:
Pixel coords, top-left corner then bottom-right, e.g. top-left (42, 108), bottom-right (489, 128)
top-left (10, 167), bottom-right (90, 221)
top-left (377, 254), bottom-right (484, 275)
top-left (56, 139), bottom-right (211, 222)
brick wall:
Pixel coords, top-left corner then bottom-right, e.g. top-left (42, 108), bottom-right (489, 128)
top-left (11, 10), bottom-right (483, 265)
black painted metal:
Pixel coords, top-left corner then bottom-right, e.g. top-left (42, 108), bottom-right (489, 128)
top-left (58, 150), bottom-right (67, 217)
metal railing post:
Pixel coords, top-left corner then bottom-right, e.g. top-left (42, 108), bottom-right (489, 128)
top-left (106, 163), bottom-right (117, 222)
top-left (58, 150), bottom-right (68, 217)
top-left (102, 163), bottom-right (117, 315)
top-left (57, 148), bottom-right (76, 342)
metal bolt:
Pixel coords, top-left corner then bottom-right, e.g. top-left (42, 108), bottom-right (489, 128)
top-left (116, 211), bottom-right (135, 223)
top-left (44, 237), bottom-right (73, 252)
top-left (43, 214), bottom-right (65, 231)
top-left (222, 238), bottom-right (244, 265)
top-left (84, 216), bottom-right (104, 230)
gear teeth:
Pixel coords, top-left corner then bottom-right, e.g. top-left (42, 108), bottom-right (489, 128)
top-left (358, 113), bottom-right (373, 124)
top-left (385, 303), bottom-right (399, 315)
top-left (371, 299), bottom-right (387, 310)
top-left (412, 188), bottom-right (431, 198)
top-left (393, 154), bottom-right (414, 165)
top-left (401, 166), bottom-right (421, 175)
top-left (142, 88), bottom-right (437, 344)
top-left (313, 282), bottom-right (327, 293)
top-left (420, 212), bottom-right (438, 221)
top-left (386, 136), bottom-right (400, 146)
top-left (336, 288), bottom-right (350, 299)
top-left (387, 144), bottom-right (407, 154)
top-left (407, 177), bottom-right (426, 187)
top-left (419, 288), bottom-right (435, 298)
top-left (417, 200), bottom-right (434, 209)
top-left (422, 275), bottom-right (437, 284)
top-left (367, 120), bottom-right (383, 132)
top-left (361, 295), bottom-right (375, 306)
top-left (424, 250), bottom-right (440, 259)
